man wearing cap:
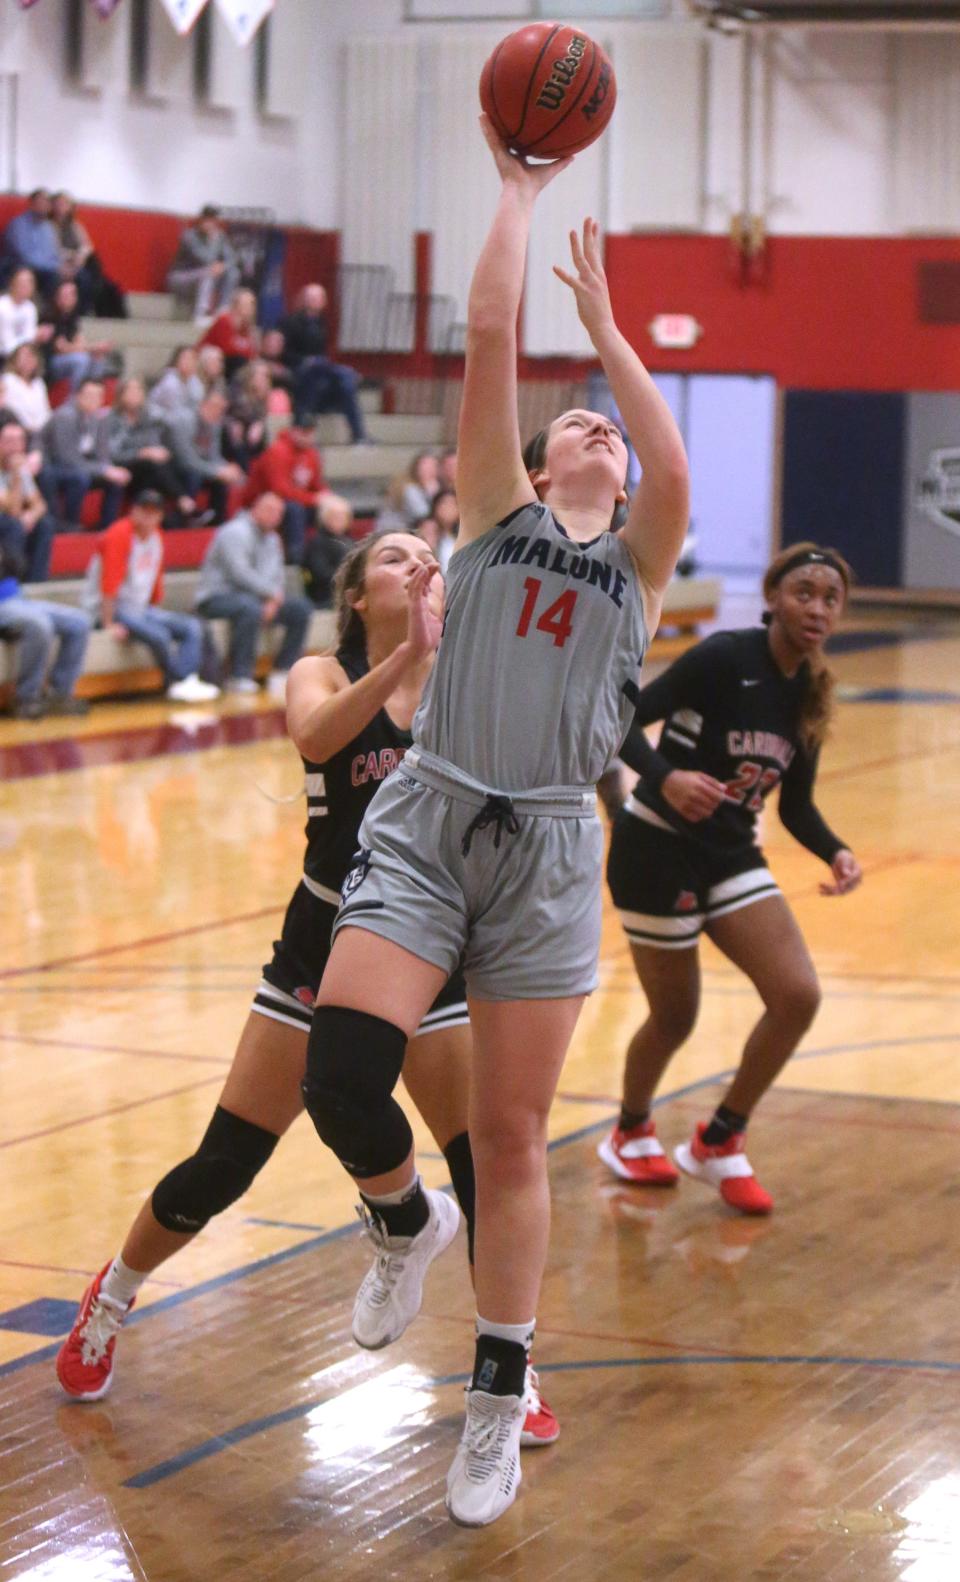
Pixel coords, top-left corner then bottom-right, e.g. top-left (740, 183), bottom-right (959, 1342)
top-left (90, 490), bottom-right (220, 703)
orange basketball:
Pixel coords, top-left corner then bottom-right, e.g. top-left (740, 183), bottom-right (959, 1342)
top-left (479, 22), bottom-right (616, 160)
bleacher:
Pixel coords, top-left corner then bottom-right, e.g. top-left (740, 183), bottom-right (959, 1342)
top-left (3, 286), bottom-right (720, 703)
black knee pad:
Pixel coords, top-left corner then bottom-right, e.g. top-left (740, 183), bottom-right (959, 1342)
top-left (151, 1105), bottom-right (279, 1234)
top-left (301, 1005), bottom-right (412, 1179)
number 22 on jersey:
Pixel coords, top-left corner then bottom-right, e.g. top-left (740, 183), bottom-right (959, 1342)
top-left (515, 577), bottom-right (578, 649)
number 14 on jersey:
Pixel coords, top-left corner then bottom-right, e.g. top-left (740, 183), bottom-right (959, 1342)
top-left (516, 578), bottom-right (578, 649)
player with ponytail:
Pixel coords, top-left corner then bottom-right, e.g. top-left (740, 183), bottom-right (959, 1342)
top-left (601, 543), bottom-right (861, 1214)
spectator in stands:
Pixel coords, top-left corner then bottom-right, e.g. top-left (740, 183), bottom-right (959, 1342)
top-left (0, 531), bottom-right (91, 719)
top-left (2, 344), bottom-right (51, 441)
top-left (168, 388), bottom-right (245, 523)
top-left (41, 377), bottom-right (129, 529)
top-left (195, 490), bottom-right (312, 698)
top-left (437, 447), bottom-right (457, 492)
top-left (225, 359), bottom-right (271, 471)
top-left (0, 269), bottom-right (53, 360)
top-left (89, 489), bottom-right (220, 704)
top-left (376, 450), bottom-right (439, 532)
top-left (259, 327), bottom-right (292, 394)
top-left (200, 287), bottom-right (259, 380)
top-left (149, 346), bottom-right (203, 420)
top-left (2, 191), bottom-right (61, 299)
top-left (279, 283), bottom-right (368, 444)
top-left (50, 193), bottom-right (126, 319)
top-left (416, 487), bottom-right (459, 575)
top-left (168, 205), bottom-right (239, 322)
top-left (41, 280), bottom-right (114, 390)
top-left (243, 412), bottom-right (336, 565)
top-left (0, 419), bottom-right (56, 583)
top-left (196, 344), bottom-right (226, 395)
top-left (302, 497), bottom-right (353, 609)
top-left (107, 378), bottom-right (195, 519)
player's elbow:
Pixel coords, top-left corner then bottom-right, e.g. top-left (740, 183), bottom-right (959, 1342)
top-left (466, 309), bottom-right (515, 343)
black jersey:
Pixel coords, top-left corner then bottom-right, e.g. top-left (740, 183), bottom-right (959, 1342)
top-left (302, 645), bottom-right (411, 899)
top-left (620, 626), bottom-right (846, 862)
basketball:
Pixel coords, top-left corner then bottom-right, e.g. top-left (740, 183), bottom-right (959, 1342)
top-left (479, 22), bottom-right (617, 160)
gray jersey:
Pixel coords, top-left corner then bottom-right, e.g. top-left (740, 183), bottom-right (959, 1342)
top-left (414, 501), bottom-right (647, 790)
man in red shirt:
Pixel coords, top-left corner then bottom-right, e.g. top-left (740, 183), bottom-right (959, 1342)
top-left (244, 413), bottom-right (341, 564)
top-left (199, 288), bottom-right (259, 378)
top-left (92, 489), bottom-right (220, 702)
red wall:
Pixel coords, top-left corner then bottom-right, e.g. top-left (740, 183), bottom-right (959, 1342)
top-left (7, 195), bottom-right (960, 391)
top-left (0, 195), bottom-right (337, 303)
top-left (605, 234), bottom-right (960, 392)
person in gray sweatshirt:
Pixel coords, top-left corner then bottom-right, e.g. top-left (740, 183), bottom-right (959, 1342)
top-left (167, 389), bottom-right (245, 523)
top-left (195, 490), bottom-right (312, 697)
top-left (40, 378), bottom-right (131, 528)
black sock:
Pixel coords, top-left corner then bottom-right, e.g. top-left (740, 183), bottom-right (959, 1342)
top-left (618, 1105), bottom-right (650, 1133)
top-left (701, 1104), bottom-right (748, 1147)
top-left (471, 1334), bottom-right (528, 1399)
top-left (442, 1131), bottom-right (476, 1265)
top-left (360, 1178), bottom-right (429, 1239)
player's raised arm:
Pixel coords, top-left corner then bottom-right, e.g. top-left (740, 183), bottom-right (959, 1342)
top-left (554, 219), bottom-right (689, 628)
top-left (456, 118), bottom-right (573, 545)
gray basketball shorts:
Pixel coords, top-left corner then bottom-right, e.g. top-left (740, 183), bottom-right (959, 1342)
top-left (332, 747), bottom-right (604, 1001)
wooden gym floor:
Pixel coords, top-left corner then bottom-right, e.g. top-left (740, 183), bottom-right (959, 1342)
top-left (1, 607), bottom-right (959, 1580)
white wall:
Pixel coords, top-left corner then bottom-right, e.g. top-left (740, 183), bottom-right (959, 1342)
top-left (6, 2), bottom-right (960, 342)
top-left (1, 0), bottom-right (401, 225)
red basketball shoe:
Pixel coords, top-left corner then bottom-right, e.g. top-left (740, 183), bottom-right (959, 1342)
top-left (674, 1124), bottom-right (773, 1215)
top-left (521, 1365), bottom-right (559, 1448)
top-left (597, 1120), bottom-right (679, 1186)
top-left (56, 1264), bottom-right (135, 1400)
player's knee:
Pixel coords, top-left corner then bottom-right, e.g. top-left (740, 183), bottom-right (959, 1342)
top-left (301, 1005), bottom-right (411, 1177)
top-left (649, 992), bottom-right (698, 1048)
top-left (471, 1108), bottom-right (545, 1183)
top-left (151, 1105), bottom-right (278, 1233)
top-left (775, 972), bottom-right (821, 1029)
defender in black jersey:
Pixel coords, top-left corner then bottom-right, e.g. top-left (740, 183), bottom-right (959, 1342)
top-left (601, 544), bottom-right (862, 1215)
top-left (56, 529), bottom-right (557, 1446)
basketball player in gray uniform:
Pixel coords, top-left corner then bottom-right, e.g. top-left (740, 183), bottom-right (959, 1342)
top-left (299, 116), bottom-right (690, 1526)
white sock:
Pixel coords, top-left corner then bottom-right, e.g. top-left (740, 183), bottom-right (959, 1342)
top-left (362, 1172), bottom-right (420, 1207)
top-left (476, 1314), bottom-right (536, 1351)
top-left (100, 1254), bottom-right (148, 1308)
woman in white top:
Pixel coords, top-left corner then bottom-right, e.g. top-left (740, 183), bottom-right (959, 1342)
top-left (1, 343), bottom-right (51, 440)
top-left (0, 269), bottom-right (52, 359)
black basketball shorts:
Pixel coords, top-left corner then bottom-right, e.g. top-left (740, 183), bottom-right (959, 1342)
top-left (252, 877), bottom-right (469, 1035)
top-left (607, 798), bottom-right (780, 950)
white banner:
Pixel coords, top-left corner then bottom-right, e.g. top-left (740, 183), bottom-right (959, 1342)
top-left (156, 0), bottom-right (210, 35)
top-left (213, 0), bottom-right (274, 47)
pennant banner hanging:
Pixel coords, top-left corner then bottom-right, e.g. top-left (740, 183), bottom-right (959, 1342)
top-left (213, 0), bottom-right (274, 48)
top-left (157, 0), bottom-right (210, 35)
top-left (16, 1), bottom-right (44, 10)
top-left (89, 0), bottom-right (123, 16)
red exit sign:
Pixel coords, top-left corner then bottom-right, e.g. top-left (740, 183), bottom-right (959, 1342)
top-left (648, 315), bottom-right (703, 350)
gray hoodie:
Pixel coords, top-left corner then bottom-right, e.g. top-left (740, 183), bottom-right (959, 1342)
top-left (195, 511), bottom-right (285, 605)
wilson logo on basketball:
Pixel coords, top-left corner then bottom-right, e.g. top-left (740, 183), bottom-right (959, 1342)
top-left (582, 63), bottom-right (612, 122)
top-left (675, 891), bottom-right (698, 913)
top-left (535, 34), bottom-right (586, 111)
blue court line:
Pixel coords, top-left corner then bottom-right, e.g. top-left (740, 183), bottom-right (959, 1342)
top-left (10, 1053), bottom-right (960, 1386)
top-left (839, 687), bottom-right (960, 705)
top-left (244, 1218), bottom-right (329, 1234)
top-left (124, 1349), bottom-right (960, 1489)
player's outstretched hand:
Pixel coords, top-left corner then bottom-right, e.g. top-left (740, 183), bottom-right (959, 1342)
top-left (405, 560), bottom-right (443, 661)
top-left (479, 114), bottom-right (573, 197)
top-left (553, 218), bottom-right (615, 340)
top-left (819, 848), bottom-right (862, 897)
top-left (661, 769), bottom-right (727, 823)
